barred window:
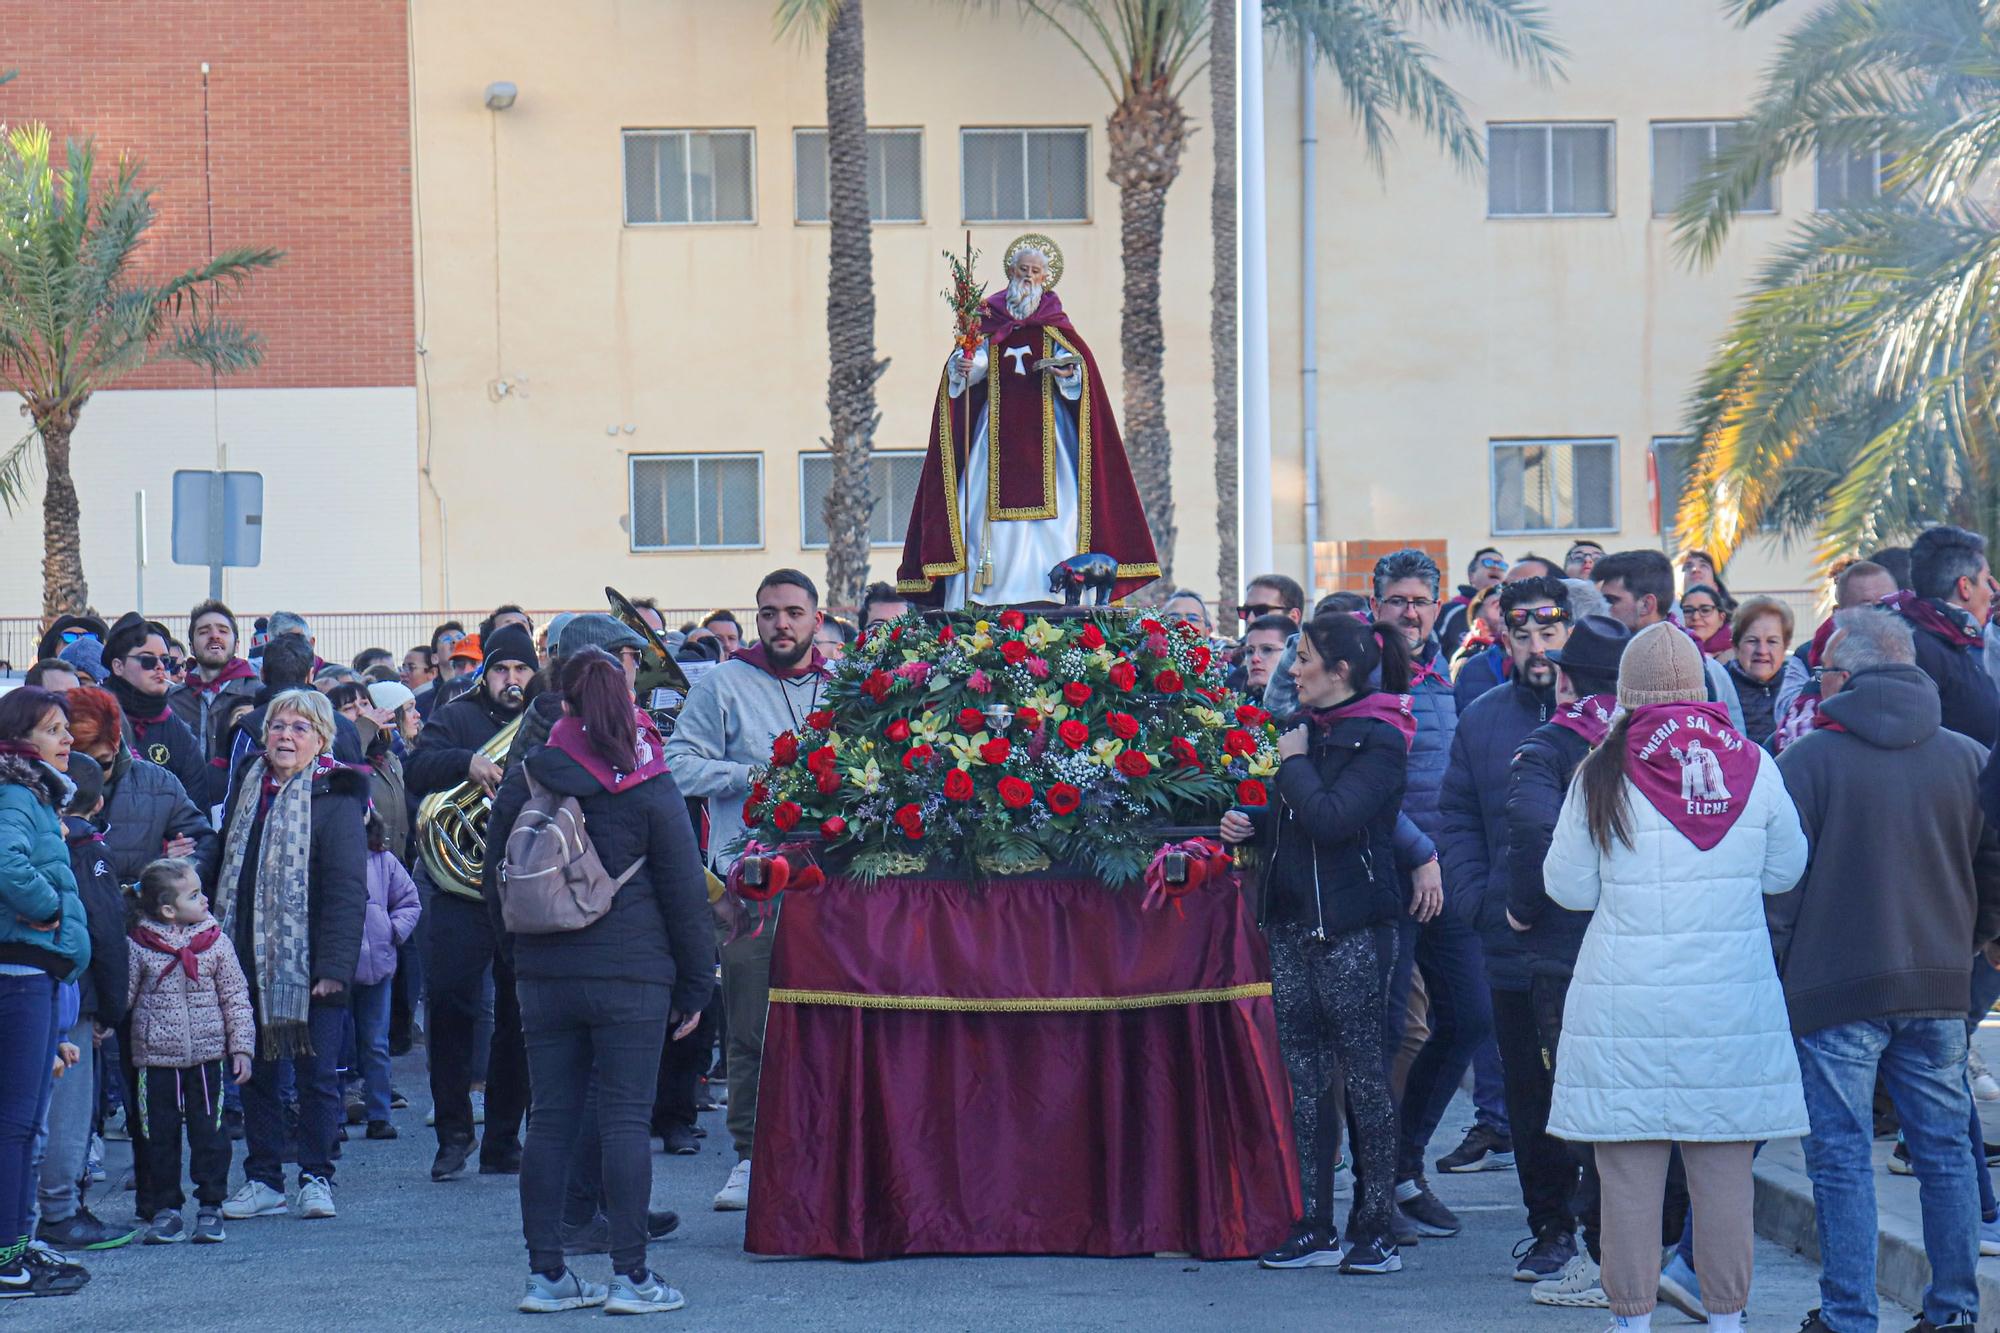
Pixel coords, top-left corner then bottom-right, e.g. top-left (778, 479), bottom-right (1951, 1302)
top-left (1491, 439), bottom-right (1618, 534)
top-left (1487, 123), bottom-right (1614, 217)
top-left (629, 455), bottom-right (764, 551)
top-left (1815, 145), bottom-right (1888, 210)
top-left (799, 451), bottom-right (925, 547)
top-left (961, 127), bottom-right (1089, 223)
top-left (623, 130), bottom-right (755, 225)
top-left (1652, 121), bottom-right (1773, 217)
top-left (794, 128), bottom-right (923, 223)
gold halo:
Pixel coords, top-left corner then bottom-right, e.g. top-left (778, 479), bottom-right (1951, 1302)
top-left (1004, 233), bottom-right (1064, 289)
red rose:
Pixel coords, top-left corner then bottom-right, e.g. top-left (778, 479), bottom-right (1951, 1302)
top-left (944, 768), bottom-right (975, 802)
top-left (1018, 707), bottom-right (1041, 729)
top-left (771, 732), bottom-right (800, 766)
top-left (815, 769), bottom-right (841, 795)
top-left (806, 709), bottom-right (836, 731)
top-left (1063, 681), bottom-right (1093, 706)
top-left (1046, 783), bottom-right (1083, 816)
top-left (862, 671), bottom-right (894, 702)
top-left (1154, 669), bottom-right (1185, 694)
top-left (884, 719), bottom-right (912, 743)
top-left (958, 707), bottom-right (987, 733)
top-left (997, 776), bottom-right (1034, 809)
top-left (1109, 660), bottom-right (1138, 692)
top-left (1058, 719), bottom-right (1090, 750)
top-left (1079, 623), bottom-right (1106, 650)
top-left (939, 624), bottom-right (956, 642)
top-left (1000, 639), bottom-right (1029, 665)
top-left (1236, 704), bottom-right (1271, 728)
top-left (894, 803), bottom-right (925, 839)
top-left (1196, 685), bottom-right (1227, 703)
top-left (819, 815), bottom-right (848, 839)
top-left (1140, 618), bottom-right (1165, 635)
top-left (979, 736), bottom-right (1012, 765)
top-left (1188, 645), bottom-right (1213, 673)
top-left (740, 795), bottom-right (761, 824)
top-left (1170, 736), bottom-right (1202, 768)
top-left (772, 801), bottom-right (803, 832)
top-left (806, 746), bottom-right (837, 774)
top-left (902, 744), bottom-right (935, 771)
top-left (1106, 712), bottom-right (1140, 741)
top-left (1224, 728), bottom-right (1258, 757)
top-left (1116, 750), bottom-right (1153, 779)
top-left (748, 780), bottom-right (769, 807)
top-left (999, 609), bottom-right (1027, 632)
top-left (1236, 779), bottom-right (1269, 808)
top-left (890, 625), bottom-right (904, 642)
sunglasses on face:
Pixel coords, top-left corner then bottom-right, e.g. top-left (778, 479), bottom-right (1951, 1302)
top-left (1477, 557), bottom-right (1508, 573)
top-left (1238, 603), bottom-right (1286, 620)
top-left (59, 629), bottom-right (99, 646)
top-left (125, 652), bottom-right (182, 673)
top-left (1504, 606), bottom-right (1571, 629)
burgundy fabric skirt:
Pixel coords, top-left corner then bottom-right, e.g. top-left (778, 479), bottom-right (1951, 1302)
top-left (744, 873), bottom-right (1299, 1260)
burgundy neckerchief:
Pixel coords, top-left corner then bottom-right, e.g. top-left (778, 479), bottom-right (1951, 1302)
top-left (130, 921), bottom-right (222, 983)
top-left (1623, 701), bottom-right (1761, 850)
top-left (978, 288), bottom-right (1076, 344)
top-left (193, 657), bottom-right (259, 695)
top-left (549, 708), bottom-right (670, 794)
top-left (1308, 690), bottom-right (1417, 752)
top-left (1550, 693), bottom-right (1617, 746)
top-left (1696, 623), bottom-right (1734, 657)
top-left (1885, 590), bottom-right (1983, 649)
top-left (731, 643), bottom-right (831, 682)
top-left (1409, 640), bottom-right (1449, 691)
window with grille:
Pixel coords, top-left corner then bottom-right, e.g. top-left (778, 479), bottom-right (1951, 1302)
top-left (1651, 436), bottom-right (1697, 544)
top-left (623, 130), bottom-right (755, 225)
top-left (1487, 123), bottom-right (1614, 217)
top-left (794, 129), bottom-right (923, 223)
top-left (1491, 439), bottom-right (1618, 534)
top-left (629, 455), bottom-right (764, 550)
top-left (798, 450), bottom-right (925, 547)
top-left (961, 127), bottom-right (1089, 223)
top-left (1815, 145), bottom-right (1888, 210)
top-left (1651, 122), bottom-right (1773, 217)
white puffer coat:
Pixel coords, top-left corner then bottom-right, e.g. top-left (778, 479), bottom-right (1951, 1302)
top-left (1543, 747), bottom-right (1810, 1143)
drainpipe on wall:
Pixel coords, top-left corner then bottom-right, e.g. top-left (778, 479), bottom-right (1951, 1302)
top-left (1240, 0), bottom-right (1276, 585)
top-left (1299, 42), bottom-right (1320, 594)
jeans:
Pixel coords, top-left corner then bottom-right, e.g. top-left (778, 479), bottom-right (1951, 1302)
top-left (34, 1016), bottom-right (94, 1227)
top-left (350, 980), bottom-right (394, 1123)
top-left (135, 1061), bottom-right (231, 1217)
top-left (241, 1005), bottom-right (346, 1192)
top-left (424, 892), bottom-right (527, 1155)
top-left (1491, 984), bottom-right (1577, 1237)
top-left (1969, 955), bottom-right (2000, 1221)
top-left (1398, 910), bottom-right (1496, 1178)
top-left (0, 972), bottom-right (61, 1254)
top-left (517, 977), bottom-right (670, 1275)
top-left (1797, 1018), bottom-right (1981, 1331)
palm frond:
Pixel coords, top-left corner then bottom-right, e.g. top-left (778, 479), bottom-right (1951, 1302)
top-left (0, 430), bottom-right (39, 517)
top-left (774, 0), bottom-right (844, 38)
top-left (1392, 0), bottom-right (1564, 81)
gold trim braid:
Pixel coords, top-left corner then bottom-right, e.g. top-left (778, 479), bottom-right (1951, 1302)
top-left (769, 982), bottom-right (1272, 1013)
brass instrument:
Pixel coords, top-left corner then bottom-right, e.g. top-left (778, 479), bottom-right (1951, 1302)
top-left (416, 715), bottom-right (523, 902)
top-left (605, 585), bottom-right (693, 736)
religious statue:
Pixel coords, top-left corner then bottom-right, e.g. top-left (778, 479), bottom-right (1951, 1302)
top-left (895, 234), bottom-right (1158, 608)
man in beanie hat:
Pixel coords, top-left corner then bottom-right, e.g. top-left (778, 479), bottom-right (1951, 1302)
top-left (406, 619), bottom-right (537, 1182)
top-left (1502, 614), bottom-right (1631, 1308)
top-left (101, 611), bottom-right (207, 801)
top-left (57, 636), bottom-right (105, 685)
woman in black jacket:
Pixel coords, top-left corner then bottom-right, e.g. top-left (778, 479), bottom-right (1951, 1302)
top-left (492, 648), bottom-right (715, 1317)
top-left (1223, 614), bottom-right (1411, 1276)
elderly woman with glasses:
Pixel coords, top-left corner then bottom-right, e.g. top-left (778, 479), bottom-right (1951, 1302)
top-left (214, 688), bottom-right (368, 1225)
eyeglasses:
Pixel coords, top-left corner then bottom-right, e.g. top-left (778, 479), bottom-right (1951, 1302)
top-left (1504, 606), bottom-right (1572, 629)
top-left (267, 720), bottom-right (317, 738)
top-left (1681, 603), bottom-right (1721, 618)
top-left (125, 653), bottom-right (182, 674)
top-left (1377, 595), bottom-right (1437, 613)
top-left (1237, 603), bottom-right (1287, 620)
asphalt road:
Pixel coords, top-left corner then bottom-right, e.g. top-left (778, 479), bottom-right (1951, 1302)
top-left (5, 1057), bottom-right (1896, 1332)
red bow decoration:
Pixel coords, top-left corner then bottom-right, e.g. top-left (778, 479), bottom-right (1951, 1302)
top-left (725, 842), bottom-right (827, 940)
top-left (1142, 838), bottom-right (1234, 918)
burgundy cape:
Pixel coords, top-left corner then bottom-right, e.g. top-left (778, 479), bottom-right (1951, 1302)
top-left (896, 290), bottom-right (1159, 604)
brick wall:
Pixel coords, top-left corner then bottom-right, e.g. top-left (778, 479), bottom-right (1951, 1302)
top-left (1314, 538), bottom-right (1450, 597)
top-left (0, 2), bottom-right (414, 390)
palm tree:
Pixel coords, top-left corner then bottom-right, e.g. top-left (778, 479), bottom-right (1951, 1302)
top-left (778, 0), bottom-right (888, 610)
top-left (1672, 0), bottom-right (2000, 567)
top-left (1211, 0), bottom-right (1239, 620)
top-left (0, 125), bottom-right (280, 617)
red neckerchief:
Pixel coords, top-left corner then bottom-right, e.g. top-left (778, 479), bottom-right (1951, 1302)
top-left (1550, 693), bottom-right (1617, 746)
top-left (731, 642), bottom-right (831, 681)
top-left (1308, 690), bottom-right (1417, 751)
top-left (194, 657), bottom-right (259, 695)
top-left (130, 922), bottom-right (223, 983)
top-left (1885, 590), bottom-right (1983, 649)
top-left (1624, 702), bottom-right (1760, 850)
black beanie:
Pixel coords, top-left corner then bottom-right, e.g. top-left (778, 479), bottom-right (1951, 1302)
top-left (66, 753), bottom-right (105, 814)
top-left (482, 623), bottom-right (540, 673)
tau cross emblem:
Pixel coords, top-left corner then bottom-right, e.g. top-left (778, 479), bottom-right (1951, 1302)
top-left (1003, 346), bottom-right (1033, 376)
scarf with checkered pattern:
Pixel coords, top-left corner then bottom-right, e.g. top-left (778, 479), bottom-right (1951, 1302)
top-left (214, 758), bottom-right (317, 1058)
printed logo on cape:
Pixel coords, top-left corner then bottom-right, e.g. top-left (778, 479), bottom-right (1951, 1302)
top-left (1624, 702), bottom-right (1759, 850)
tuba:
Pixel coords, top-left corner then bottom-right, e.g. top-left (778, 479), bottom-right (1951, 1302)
top-left (416, 714), bottom-right (523, 902)
top-left (606, 585), bottom-right (693, 736)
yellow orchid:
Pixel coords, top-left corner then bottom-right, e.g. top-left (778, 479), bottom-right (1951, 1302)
top-left (1090, 737), bottom-right (1127, 767)
top-left (1247, 751), bottom-right (1280, 778)
top-left (945, 732), bottom-right (984, 767)
top-left (853, 759), bottom-right (885, 794)
top-left (1192, 706), bottom-right (1227, 730)
top-left (911, 712), bottom-right (947, 743)
top-left (1024, 687), bottom-right (1062, 717)
top-left (1026, 617), bottom-right (1062, 651)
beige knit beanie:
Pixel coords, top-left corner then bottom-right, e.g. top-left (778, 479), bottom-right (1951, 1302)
top-left (1616, 621), bottom-right (1707, 709)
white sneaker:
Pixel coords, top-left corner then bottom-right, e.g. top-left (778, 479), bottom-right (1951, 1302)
top-left (470, 1089), bottom-right (486, 1126)
top-left (1982, 1212), bottom-right (2000, 1258)
top-left (1971, 1048), bottom-right (2000, 1102)
top-left (1532, 1252), bottom-right (1609, 1307)
top-left (294, 1175), bottom-right (337, 1220)
top-left (220, 1179), bottom-right (288, 1219)
top-left (713, 1158), bottom-right (751, 1211)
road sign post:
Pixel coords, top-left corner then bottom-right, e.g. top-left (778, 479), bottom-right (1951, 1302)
top-left (172, 470), bottom-right (264, 595)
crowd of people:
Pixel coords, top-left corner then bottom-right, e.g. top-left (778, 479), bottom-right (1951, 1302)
top-left (1, 530), bottom-right (1997, 1330)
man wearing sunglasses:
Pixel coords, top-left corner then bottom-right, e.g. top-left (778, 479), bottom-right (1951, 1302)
top-left (1439, 549), bottom-right (1508, 659)
top-left (103, 610), bottom-right (208, 803)
top-left (1237, 573), bottom-right (1304, 627)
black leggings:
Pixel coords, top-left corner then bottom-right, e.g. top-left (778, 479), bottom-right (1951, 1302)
top-left (1267, 921), bottom-right (1395, 1241)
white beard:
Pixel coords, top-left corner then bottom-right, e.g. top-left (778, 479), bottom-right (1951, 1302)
top-left (1006, 277), bottom-right (1044, 322)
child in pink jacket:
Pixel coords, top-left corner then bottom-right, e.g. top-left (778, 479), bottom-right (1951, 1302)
top-left (349, 811), bottom-right (420, 1139)
top-left (125, 857), bottom-right (254, 1245)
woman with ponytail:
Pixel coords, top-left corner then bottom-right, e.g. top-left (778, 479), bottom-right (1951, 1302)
top-left (489, 647), bottom-right (715, 1316)
top-left (1542, 623), bottom-right (1808, 1333)
top-left (1222, 615), bottom-right (1413, 1275)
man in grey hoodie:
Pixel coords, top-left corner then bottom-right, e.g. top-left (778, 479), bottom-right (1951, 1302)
top-left (663, 568), bottom-right (831, 1215)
